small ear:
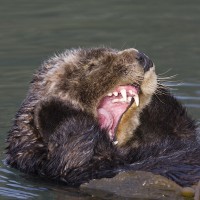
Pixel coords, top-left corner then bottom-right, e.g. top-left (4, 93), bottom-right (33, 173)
top-left (34, 97), bottom-right (70, 141)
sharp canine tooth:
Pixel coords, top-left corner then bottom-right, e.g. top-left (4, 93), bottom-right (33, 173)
top-left (120, 89), bottom-right (127, 102)
top-left (133, 94), bottom-right (140, 107)
top-left (113, 141), bottom-right (118, 145)
top-left (113, 92), bottom-right (118, 96)
top-left (107, 93), bottom-right (112, 96)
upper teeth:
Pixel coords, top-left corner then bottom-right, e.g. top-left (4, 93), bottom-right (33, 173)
top-left (127, 96), bottom-right (132, 103)
top-left (113, 92), bottom-right (118, 96)
top-left (108, 89), bottom-right (140, 107)
top-left (129, 90), bottom-right (133, 95)
top-left (120, 89), bottom-right (127, 102)
top-left (133, 94), bottom-right (139, 106)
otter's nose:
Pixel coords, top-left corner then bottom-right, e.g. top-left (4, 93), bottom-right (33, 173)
top-left (136, 52), bottom-right (153, 72)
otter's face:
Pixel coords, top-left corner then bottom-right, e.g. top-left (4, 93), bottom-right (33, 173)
top-left (42, 48), bottom-right (157, 146)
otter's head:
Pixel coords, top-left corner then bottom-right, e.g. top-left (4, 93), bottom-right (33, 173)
top-left (41, 48), bottom-right (157, 146)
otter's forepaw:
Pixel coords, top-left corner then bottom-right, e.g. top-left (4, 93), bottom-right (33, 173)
top-left (34, 97), bottom-right (82, 141)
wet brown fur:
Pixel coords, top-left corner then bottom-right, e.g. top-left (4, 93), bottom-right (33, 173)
top-left (14, 47), bottom-right (155, 145)
top-left (5, 47), bottom-right (200, 187)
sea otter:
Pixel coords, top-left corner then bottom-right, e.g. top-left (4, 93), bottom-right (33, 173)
top-left (6, 48), bottom-right (200, 187)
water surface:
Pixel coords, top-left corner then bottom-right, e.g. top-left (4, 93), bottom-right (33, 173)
top-left (0, 0), bottom-right (200, 199)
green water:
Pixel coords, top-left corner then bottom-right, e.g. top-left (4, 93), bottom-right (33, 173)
top-left (0, 0), bottom-right (200, 199)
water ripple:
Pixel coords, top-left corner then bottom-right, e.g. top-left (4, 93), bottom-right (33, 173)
top-left (0, 167), bottom-right (47, 199)
top-left (0, 187), bottom-right (38, 199)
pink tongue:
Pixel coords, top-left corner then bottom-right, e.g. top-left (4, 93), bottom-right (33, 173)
top-left (98, 108), bottom-right (113, 130)
top-left (97, 86), bottom-right (138, 140)
top-left (97, 97), bottom-right (130, 140)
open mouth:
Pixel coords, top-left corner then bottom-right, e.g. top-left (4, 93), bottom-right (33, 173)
top-left (97, 85), bottom-right (140, 140)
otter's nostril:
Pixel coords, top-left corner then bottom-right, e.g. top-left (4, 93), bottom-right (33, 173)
top-left (137, 53), bottom-right (145, 66)
top-left (136, 52), bottom-right (153, 72)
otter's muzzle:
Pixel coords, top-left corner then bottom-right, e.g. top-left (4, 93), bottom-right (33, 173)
top-left (136, 52), bottom-right (153, 72)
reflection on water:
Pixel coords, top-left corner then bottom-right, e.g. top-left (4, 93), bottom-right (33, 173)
top-left (174, 83), bottom-right (200, 119)
top-left (0, 0), bottom-right (200, 199)
top-left (0, 168), bottom-right (44, 199)
top-left (163, 82), bottom-right (200, 118)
